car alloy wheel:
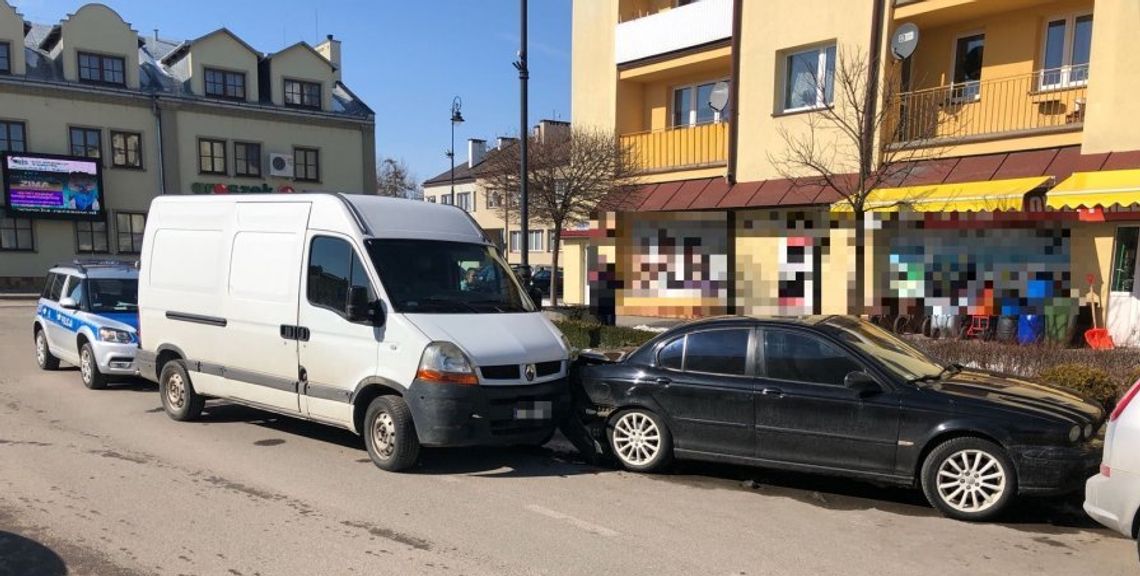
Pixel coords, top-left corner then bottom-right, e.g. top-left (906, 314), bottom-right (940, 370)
top-left (80, 347), bottom-right (94, 385)
top-left (35, 333), bottom-right (47, 367)
top-left (935, 449), bottom-right (1007, 514)
top-left (612, 411), bottom-right (662, 467)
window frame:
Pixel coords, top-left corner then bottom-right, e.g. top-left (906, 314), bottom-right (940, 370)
top-left (233, 141), bottom-right (263, 178)
top-left (197, 138), bottom-right (227, 175)
top-left (0, 216), bottom-right (35, 252)
top-left (0, 41), bottom-right (10, 75)
top-left (781, 44), bottom-right (837, 113)
top-left (671, 78), bottom-right (730, 127)
top-left (203, 67), bottom-right (247, 101)
top-left (283, 78), bottom-right (322, 110)
top-left (109, 130), bottom-right (143, 170)
top-left (758, 327), bottom-right (867, 387)
top-left (455, 191), bottom-right (472, 211)
top-left (509, 230), bottom-right (522, 253)
top-left (950, 31), bottom-right (985, 103)
top-left (68, 126), bottom-right (103, 161)
top-left (293, 146), bottom-right (320, 182)
top-left (77, 51), bottom-right (126, 86)
top-left (75, 219), bottom-right (110, 254)
top-left (527, 229), bottom-right (544, 252)
top-left (0, 120), bottom-right (27, 153)
top-left (653, 327), bottom-right (757, 378)
top-left (305, 234), bottom-right (376, 322)
top-left (115, 212), bottom-right (146, 254)
top-left (1038, 12), bottom-right (1093, 91)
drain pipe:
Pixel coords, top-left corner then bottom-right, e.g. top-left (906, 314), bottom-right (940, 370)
top-left (151, 94), bottom-right (166, 195)
top-left (726, 0), bottom-right (743, 186)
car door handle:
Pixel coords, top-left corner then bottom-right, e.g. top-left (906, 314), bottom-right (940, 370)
top-left (654, 377), bottom-right (672, 386)
top-left (761, 387), bottom-right (784, 397)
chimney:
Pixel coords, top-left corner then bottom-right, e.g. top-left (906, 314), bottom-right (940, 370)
top-left (534, 119), bottom-right (570, 143)
top-left (468, 139), bottom-right (487, 168)
top-left (497, 136), bottom-right (517, 150)
top-left (315, 34), bottom-right (342, 81)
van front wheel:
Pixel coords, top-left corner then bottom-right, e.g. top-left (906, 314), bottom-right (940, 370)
top-left (160, 361), bottom-right (204, 422)
top-left (363, 396), bottom-right (420, 472)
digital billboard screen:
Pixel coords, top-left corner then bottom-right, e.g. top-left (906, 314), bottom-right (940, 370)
top-left (2, 153), bottom-right (105, 220)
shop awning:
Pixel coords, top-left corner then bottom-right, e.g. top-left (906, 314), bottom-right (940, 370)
top-left (831, 176), bottom-right (1051, 213)
top-left (1046, 169), bottom-right (1140, 209)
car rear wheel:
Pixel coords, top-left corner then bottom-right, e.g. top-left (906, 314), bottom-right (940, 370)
top-left (608, 409), bottom-right (673, 473)
top-left (160, 361), bottom-right (204, 421)
top-left (363, 396), bottom-right (420, 472)
top-left (921, 437), bottom-right (1016, 521)
top-left (35, 329), bottom-right (60, 371)
top-left (79, 343), bottom-right (107, 390)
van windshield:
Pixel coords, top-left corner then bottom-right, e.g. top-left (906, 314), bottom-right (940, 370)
top-left (364, 239), bottom-right (535, 314)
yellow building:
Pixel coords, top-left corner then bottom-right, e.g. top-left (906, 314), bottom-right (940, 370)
top-left (571, 0), bottom-right (1140, 345)
top-left (0, 1), bottom-right (375, 291)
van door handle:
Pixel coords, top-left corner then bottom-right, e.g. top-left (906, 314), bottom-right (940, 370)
top-left (761, 387), bottom-right (784, 397)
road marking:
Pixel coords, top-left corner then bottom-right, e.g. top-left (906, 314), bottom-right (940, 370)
top-left (526, 504), bottom-right (619, 538)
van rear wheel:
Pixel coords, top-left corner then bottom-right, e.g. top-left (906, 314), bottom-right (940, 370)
top-left (363, 396), bottom-right (420, 472)
top-left (160, 361), bottom-right (204, 421)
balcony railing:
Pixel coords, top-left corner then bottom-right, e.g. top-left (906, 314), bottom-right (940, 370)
top-left (888, 68), bottom-right (1088, 147)
top-left (622, 122), bottom-right (728, 173)
top-left (615, 0), bottom-right (732, 64)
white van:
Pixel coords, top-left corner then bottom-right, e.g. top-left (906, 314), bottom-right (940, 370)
top-left (136, 193), bottom-right (572, 471)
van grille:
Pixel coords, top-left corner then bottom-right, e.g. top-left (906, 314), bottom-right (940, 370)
top-left (481, 365), bottom-right (520, 380)
top-left (535, 361), bottom-right (562, 377)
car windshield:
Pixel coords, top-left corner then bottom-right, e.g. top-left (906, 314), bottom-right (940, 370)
top-left (821, 316), bottom-right (944, 381)
top-left (87, 278), bottom-right (138, 313)
top-left (365, 239), bottom-right (535, 314)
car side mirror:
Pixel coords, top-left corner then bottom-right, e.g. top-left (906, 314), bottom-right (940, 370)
top-left (528, 286), bottom-right (544, 310)
top-left (59, 297), bottom-right (79, 310)
top-left (844, 371), bottom-right (881, 396)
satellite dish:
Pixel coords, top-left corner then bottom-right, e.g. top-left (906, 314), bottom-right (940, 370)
top-left (891, 23), bottom-right (919, 60)
top-left (708, 81), bottom-right (730, 113)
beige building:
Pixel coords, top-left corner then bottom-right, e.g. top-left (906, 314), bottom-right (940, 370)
top-left (0, 1), bottom-right (375, 290)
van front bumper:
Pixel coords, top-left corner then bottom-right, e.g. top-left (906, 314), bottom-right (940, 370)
top-left (406, 379), bottom-right (570, 447)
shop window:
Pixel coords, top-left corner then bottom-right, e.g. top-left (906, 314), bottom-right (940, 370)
top-left (1111, 227), bottom-right (1139, 293)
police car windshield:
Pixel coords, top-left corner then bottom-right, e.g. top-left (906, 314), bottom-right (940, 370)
top-left (88, 278), bottom-right (138, 313)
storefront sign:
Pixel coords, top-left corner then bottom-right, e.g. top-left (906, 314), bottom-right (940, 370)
top-left (190, 182), bottom-right (296, 195)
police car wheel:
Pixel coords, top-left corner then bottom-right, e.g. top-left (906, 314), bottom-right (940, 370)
top-left (160, 361), bottom-right (204, 422)
top-left (35, 329), bottom-right (59, 370)
top-left (80, 343), bottom-right (107, 390)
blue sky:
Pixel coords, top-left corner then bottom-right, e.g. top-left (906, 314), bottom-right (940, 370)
top-left (10, 0), bottom-right (572, 185)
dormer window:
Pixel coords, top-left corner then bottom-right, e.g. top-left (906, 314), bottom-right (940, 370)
top-left (204, 68), bottom-right (246, 101)
top-left (78, 52), bottom-right (126, 86)
top-left (284, 79), bottom-right (322, 109)
top-left (0, 42), bottom-right (10, 75)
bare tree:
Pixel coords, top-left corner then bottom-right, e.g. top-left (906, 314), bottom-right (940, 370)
top-left (375, 157), bottom-right (420, 198)
top-left (479, 127), bottom-right (640, 305)
top-left (769, 45), bottom-right (949, 315)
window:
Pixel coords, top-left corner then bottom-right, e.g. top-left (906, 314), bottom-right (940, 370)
top-left (547, 230), bottom-right (557, 253)
top-left (426, 196), bottom-right (436, 203)
top-left (110, 131), bottom-right (142, 169)
top-left (307, 236), bottom-right (374, 319)
top-left (75, 220), bottom-right (109, 254)
top-left (78, 52), bottom-right (126, 86)
top-left (198, 138), bottom-right (226, 175)
top-left (456, 192), bottom-right (472, 211)
top-left (293, 147), bottom-right (320, 182)
top-left (284, 79), bottom-right (322, 109)
top-left (1111, 227), bottom-right (1139, 293)
top-left (528, 230), bottom-right (544, 252)
top-left (509, 230), bottom-right (521, 253)
top-left (1041, 14), bottom-right (1092, 89)
top-left (1, 217), bottom-right (34, 251)
top-left (64, 275), bottom-right (84, 304)
top-left (783, 44), bottom-right (836, 112)
top-left (658, 337), bottom-right (684, 370)
top-left (685, 329), bottom-right (750, 375)
top-left (439, 193), bottom-right (454, 205)
top-left (0, 121), bottom-right (25, 152)
top-left (952, 33), bottom-right (985, 101)
top-left (0, 42), bottom-right (10, 75)
top-left (69, 127), bottom-right (102, 159)
top-left (233, 142), bottom-right (262, 177)
top-left (764, 330), bottom-right (862, 386)
top-left (672, 80), bottom-right (729, 127)
top-left (116, 212), bottom-right (146, 254)
top-left (487, 191), bottom-right (503, 209)
top-left (204, 68), bottom-right (246, 100)
top-left (44, 273), bottom-right (64, 301)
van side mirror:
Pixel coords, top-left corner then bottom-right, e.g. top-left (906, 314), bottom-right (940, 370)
top-left (844, 371), bottom-right (881, 396)
top-left (347, 287), bottom-right (385, 326)
top-left (59, 297), bottom-right (79, 310)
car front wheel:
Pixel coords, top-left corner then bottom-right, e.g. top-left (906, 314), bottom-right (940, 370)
top-left (921, 437), bottom-right (1016, 521)
top-left (608, 409), bottom-right (673, 473)
top-left (79, 343), bottom-right (107, 390)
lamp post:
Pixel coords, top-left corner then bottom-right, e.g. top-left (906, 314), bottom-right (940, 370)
top-left (448, 96), bottom-right (464, 201)
top-left (514, 0), bottom-right (530, 282)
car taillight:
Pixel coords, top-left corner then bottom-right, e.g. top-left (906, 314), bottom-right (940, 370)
top-left (1110, 379), bottom-right (1140, 422)
top-left (1100, 463), bottom-right (1111, 478)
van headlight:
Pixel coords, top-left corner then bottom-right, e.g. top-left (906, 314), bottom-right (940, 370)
top-left (99, 327), bottom-right (133, 344)
top-left (416, 342), bottom-right (478, 385)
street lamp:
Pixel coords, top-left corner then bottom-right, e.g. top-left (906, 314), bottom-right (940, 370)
top-left (448, 96), bottom-right (465, 201)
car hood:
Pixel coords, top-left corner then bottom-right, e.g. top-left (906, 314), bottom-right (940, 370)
top-left (98, 311), bottom-right (139, 332)
top-left (403, 313), bottom-right (568, 381)
top-left (929, 370), bottom-right (1104, 426)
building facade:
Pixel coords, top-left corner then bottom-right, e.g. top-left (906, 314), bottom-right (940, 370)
top-left (0, 2), bottom-right (375, 290)
top-left (570, 0), bottom-right (1140, 347)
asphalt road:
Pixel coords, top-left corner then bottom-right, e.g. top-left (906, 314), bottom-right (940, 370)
top-left (0, 303), bottom-right (1136, 576)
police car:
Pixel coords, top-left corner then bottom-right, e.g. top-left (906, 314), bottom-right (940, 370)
top-left (33, 261), bottom-right (140, 389)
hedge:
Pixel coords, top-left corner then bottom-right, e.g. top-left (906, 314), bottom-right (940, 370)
top-left (553, 320), bottom-right (657, 350)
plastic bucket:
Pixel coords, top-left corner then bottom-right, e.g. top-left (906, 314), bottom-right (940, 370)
top-left (1017, 315), bottom-right (1044, 345)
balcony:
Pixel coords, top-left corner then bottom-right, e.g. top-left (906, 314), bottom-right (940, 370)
top-left (615, 0), bottom-right (732, 65)
top-left (622, 122), bottom-right (728, 173)
top-left (888, 68), bottom-right (1087, 148)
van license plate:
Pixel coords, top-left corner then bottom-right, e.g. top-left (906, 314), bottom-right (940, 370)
top-left (514, 401), bottom-right (552, 420)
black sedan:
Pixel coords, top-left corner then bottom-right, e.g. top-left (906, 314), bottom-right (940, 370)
top-left (574, 316), bottom-right (1104, 521)
top-left (529, 267), bottom-right (563, 299)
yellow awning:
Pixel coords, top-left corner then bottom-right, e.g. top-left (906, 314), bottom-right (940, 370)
top-left (1046, 169), bottom-right (1140, 210)
top-left (832, 176), bottom-right (1051, 213)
